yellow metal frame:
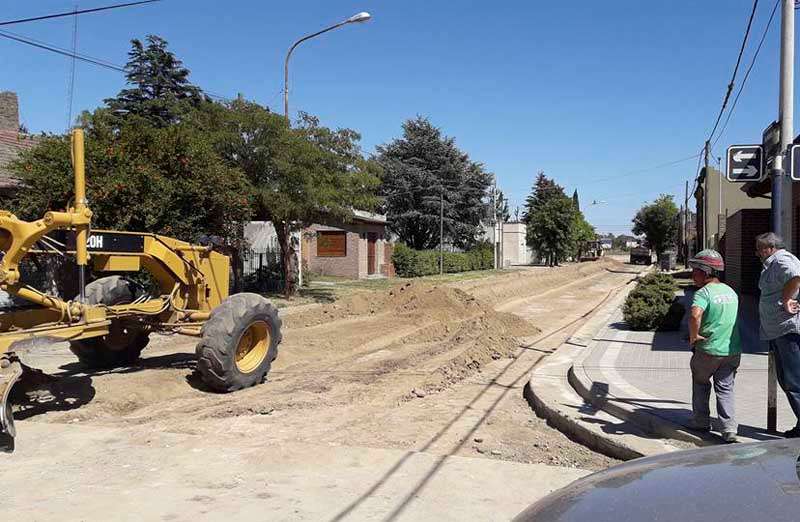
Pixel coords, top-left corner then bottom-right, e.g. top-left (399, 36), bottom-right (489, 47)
top-left (0, 129), bottom-right (229, 357)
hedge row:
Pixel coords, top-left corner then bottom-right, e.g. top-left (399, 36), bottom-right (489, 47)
top-left (623, 273), bottom-right (684, 331)
top-left (392, 243), bottom-right (493, 278)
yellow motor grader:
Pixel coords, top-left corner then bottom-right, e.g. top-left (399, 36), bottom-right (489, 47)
top-left (0, 130), bottom-right (282, 452)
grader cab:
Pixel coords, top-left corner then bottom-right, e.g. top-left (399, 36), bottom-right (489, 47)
top-left (0, 129), bottom-right (282, 452)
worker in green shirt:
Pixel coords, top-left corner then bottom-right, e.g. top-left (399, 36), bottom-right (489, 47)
top-left (688, 249), bottom-right (741, 443)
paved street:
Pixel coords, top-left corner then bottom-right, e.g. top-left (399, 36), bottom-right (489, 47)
top-left (575, 291), bottom-right (796, 443)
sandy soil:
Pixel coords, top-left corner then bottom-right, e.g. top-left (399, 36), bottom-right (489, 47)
top-left (5, 258), bottom-right (643, 519)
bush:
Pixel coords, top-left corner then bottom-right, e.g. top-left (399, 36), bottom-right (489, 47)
top-left (623, 273), bottom-right (682, 331)
top-left (392, 243), bottom-right (493, 278)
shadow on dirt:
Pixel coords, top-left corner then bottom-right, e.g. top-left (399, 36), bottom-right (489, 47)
top-left (11, 352), bottom-right (200, 420)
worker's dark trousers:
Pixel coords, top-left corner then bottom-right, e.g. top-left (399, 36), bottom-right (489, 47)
top-left (691, 350), bottom-right (740, 433)
top-left (769, 333), bottom-right (800, 429)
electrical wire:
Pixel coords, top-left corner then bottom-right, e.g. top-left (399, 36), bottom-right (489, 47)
top-left (0, 0), bottom-right (160, 27)
top-left (712, 0), bottom-right (781, 149)
top-left (0, 29), bottom-right (124, 71)
top-left (706, 0), bottom-right (760, 145)
top-left (0, 29), bottom-right (239, 102)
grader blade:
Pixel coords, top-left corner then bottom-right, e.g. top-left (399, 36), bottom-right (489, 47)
top-left (0, 355), bottom-right (22, 453)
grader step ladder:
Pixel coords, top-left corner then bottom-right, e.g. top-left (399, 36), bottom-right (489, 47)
top-left (0, 129), bottom-right (282, 452)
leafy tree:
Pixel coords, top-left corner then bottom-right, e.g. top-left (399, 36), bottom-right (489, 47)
top-left (523, 171), bottom-right (561, 221)
top-left (572, 212), bottom-right (596, 258)
top-left (526, 195), bottom-right (577, 266)
top-left (632, 194), bottom-right (679, 256)
top-left (495, 189), bottom-right (511, 223)
top-left (105, 35), bottom-right (204, 127)
top-left (376, 117), bottom-right (492, 250)
top-left (213, 101), bottom-right (381, 295)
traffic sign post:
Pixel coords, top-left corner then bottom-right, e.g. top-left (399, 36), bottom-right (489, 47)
top-left (790, 144), bottom-right (800, 180)
top-left (726, 145), bottom-right (764, 182)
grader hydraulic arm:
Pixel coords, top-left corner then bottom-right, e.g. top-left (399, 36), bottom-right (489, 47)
top-left (0, 129), bottom-right (282, 452)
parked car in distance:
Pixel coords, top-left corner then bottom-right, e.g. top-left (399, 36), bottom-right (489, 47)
top-left (514, 439), bottom-right (800, 522)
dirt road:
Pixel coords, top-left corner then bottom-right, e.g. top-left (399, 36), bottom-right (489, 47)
top-left (5, 258), bottom-right (642, 520)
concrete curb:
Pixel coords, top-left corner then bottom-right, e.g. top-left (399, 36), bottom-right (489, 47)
top-left (568, 363), bottom-right (717, 447)
top-left (526, 281), bottom-right (682, 461)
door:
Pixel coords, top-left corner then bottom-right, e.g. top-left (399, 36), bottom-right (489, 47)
top-left (367, 233), bottom-right (377, 275)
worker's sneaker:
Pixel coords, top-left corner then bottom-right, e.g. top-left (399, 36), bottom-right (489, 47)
top-left (721, 431), bottom-right (739, 443)
top-left (686, 417), bottom-right (711, 432)
top-left (783, 427), bottom-right (800, 438)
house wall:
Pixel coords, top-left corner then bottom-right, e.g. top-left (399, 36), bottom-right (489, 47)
top-left (697, 166), bottom-right (770, 250)
top-left (306, 221), bottom-right (390, 279)
top-left (502, 223), bottom-right (529, 266)
top-left (724, 208), bottom-right (770, 295)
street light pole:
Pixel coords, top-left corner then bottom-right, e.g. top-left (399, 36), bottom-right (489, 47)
top-left (283, 11), bottom-right (371, 121)
top-left (767, 0), bottom-right (794, 434)
top-left (282, 11), bottom-right (370, 290)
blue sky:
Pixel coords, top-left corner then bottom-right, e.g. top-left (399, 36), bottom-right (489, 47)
top-left (0, 1), bottom-right (792, 235)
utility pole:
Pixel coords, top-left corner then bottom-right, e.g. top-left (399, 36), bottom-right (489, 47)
top-left (439, 191), bottom-right (444, 275)
top-left (492, 176), bottom-right (498, 269)
top-left (767, 0), bottom-right (794, 433)
top-left (684, 180), bottom-right (689, 268)
top-left (703, 140), bottom-right (710, 249)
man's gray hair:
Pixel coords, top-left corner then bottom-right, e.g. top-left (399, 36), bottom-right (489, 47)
top-left (756, 232), bottom-right (784, 249)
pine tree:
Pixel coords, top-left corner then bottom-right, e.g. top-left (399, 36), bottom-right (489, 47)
top-left (105, 35), bottom-right (204, 127)
top-left (376, 117), bottom-right (492, 250)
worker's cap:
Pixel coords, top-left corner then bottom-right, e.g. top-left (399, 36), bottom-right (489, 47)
top-left (689, 249), bottom-right (724, 274)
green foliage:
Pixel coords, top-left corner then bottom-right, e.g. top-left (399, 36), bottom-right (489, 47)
top-left (495, 189), bottom-right (511, 222)
top-left (525, 176), bottom-right (578, 265)
top-left (377, 117), bottom-right (492, 250)
top-left (572, 212), bottom-right (596, 258)
top-left (9, 109), bottom-right (250, 242)
top-left (212, 101), bottom-right (382, 294)
top-left (632, 194), bottom-right (679, 256)
top-left (392, 243), bottom-right (493, 278)
top-left (623, 273), bottom-right (683, 331)
top-left (104, 35), bottom-right (204, 127)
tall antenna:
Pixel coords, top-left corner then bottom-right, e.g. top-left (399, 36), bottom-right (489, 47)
top-left (66, 5), bottom-right (78, 130)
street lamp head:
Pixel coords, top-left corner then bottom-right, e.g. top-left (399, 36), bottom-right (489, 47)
top-left (347, 11), bottom-right (371, 23)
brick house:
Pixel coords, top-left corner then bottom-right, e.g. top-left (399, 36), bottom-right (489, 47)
top-left (0, 92), bottom-right (37, 198)
top-left (303, 210), bottom-right (394, 279)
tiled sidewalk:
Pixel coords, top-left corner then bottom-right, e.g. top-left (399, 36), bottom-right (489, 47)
top-left (575, 291), bottom-right (796, 443)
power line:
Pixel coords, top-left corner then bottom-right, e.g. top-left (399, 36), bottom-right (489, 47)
top-left (705, 0), bottom-right (760, 145)
top-left (713, 0), bottom-right (780, 148)
top-left (0, 29), bottom-right (238, 102)
top-left (0, 0), bottom-right (160, 27)
top-left (0, 29), bottom-right (124, 71)
top-left (66, 6), bottom-right (79, 131)
top-left (581, 153), bottom-right (700, 186)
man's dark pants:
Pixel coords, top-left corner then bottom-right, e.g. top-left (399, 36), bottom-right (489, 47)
top-left (769, 333), bottom-right (800, 428)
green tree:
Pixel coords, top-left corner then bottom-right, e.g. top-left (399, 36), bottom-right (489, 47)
top-left (632, 194), bottom-right (679, 256)
top-left (213, 100), bottom-right (381, 295)
top-left (523, 171), bottom-right (561, 222)
top-left (572, 212), bottom-right (596, 258)
top-left (376, 117), bottom-right (492, 250)
top-left (8, 108), bottom-right (251, 248)
top-left (526, 194), bottom-right (577, 266)
top-left (495, 189), bottom-right (511, 223)
top-left (105, 35), bottom-right (204, 127)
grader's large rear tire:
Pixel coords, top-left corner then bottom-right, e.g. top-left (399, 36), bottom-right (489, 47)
top-left (69, 276), bottom-right (150, 369)
top-left (195, 293), bottom-right (281, 392)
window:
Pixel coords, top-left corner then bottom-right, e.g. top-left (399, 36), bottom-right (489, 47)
top-left (317, 231), bottom-right (347, 257)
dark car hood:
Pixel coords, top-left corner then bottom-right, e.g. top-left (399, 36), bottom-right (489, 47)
top-left (515, 439), bottom-right (800, 522)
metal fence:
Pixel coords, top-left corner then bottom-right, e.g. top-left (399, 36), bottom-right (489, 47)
top-left (242, 247), bottom-right (284, 293)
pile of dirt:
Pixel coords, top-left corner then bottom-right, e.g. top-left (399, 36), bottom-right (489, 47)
top-left (456, 257), bottom-right (626, 308)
